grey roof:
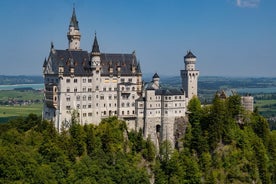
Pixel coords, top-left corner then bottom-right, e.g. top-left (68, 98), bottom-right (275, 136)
top-left (46, 49), bottom-right (140, 76)
top-left (69, 7), bottom-right (79, 30)
top-left (153, 73), bottom-right (159, 78)
top-left (92, 34), bottom-right (100, 53)
top-left (155, 88), bottom-right (184, 96)
top-left (184, 51), bottom-right (196, 59)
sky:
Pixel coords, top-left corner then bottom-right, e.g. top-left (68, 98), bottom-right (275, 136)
top-left (0, 0), bottom-right (275, 77)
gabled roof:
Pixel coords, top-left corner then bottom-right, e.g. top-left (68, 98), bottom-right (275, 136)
top-left (45, 49), bottom-right (141, 77)
top-left (184, 51), bottom-right (196, 59)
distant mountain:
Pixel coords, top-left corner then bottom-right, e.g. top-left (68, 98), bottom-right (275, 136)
top-left (0, 75), bottom-right (43, 85)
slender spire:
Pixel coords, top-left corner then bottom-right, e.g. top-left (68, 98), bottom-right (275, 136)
top-left (69, 6), bottom-right (79, 30)
top-left (43, 57), bottom-right (47, 67)
top-left (92, 33), bottom-right (100, 54)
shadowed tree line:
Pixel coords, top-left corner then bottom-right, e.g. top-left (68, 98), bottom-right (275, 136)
top-left (0, 94), bottom-right (275, 183)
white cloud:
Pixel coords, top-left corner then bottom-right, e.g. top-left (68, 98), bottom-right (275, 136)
top-left (236, 0), bottom-right (260, 8)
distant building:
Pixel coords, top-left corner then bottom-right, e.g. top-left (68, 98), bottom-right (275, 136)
top-left (241, 94), bottom-right (254, 112)
top-left (217, 91), bottom-right (254, 112)
top-left (42, 8), bottom-right (199, 148)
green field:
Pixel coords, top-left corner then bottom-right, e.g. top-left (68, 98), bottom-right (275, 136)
top-left (0, 90), bottom-right (43, 101)
top-left (254, 99), bottom-right (276, 117)
top-left (0, 90), bottom-right (43, 123)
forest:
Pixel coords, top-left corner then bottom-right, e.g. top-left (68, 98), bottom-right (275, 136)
top-left (0, 94), bottom-right (276, 183)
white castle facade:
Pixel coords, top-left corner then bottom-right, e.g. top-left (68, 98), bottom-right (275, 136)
top-left (42, 8), bottom-right (199, 147)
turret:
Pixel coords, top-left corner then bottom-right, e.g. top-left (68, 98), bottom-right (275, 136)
top-left (184, 50), bottom-right (196, 70)
top-left (90, 33), bottom-right (101, 71)
top-left (152, 73), bottom-right (160, 89)
top-left (67, 7), bottom-right (81, 50)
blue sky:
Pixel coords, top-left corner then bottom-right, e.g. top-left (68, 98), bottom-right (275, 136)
top-left (0, 0), bottom-right (275, 77)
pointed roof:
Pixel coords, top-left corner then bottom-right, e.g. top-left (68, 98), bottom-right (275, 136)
top-left (137, 62), bottom-right (141, 73)
top-left (153, 72), bottom-right (160, 79)
top-left (43, 58), bottom-right (47, 67)
top-left (184, 50), bottom-right (196, 59)
top-left (92, 33), bottom-right (100, 53)
top-left (69, 7), bottom-right (79, 30)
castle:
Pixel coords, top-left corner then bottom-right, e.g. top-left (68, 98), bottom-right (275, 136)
top-left (42, 8), bottom-right (199, 147)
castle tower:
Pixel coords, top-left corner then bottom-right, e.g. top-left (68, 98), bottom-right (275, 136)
top-left (181, 51), bottom-right (199, 101)
top-left (67, 7), bottom-right (81, 50)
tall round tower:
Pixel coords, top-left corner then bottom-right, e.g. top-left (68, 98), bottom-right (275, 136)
top-left (180, 51), bottom-right (199, 101)
top-left (67, 7), bottom-right (81, 50)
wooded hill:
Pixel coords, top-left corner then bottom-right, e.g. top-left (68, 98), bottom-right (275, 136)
top-left (0, 94), bottom-right (275, 183)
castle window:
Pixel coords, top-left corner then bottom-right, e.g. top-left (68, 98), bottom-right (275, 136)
top-left (114, 87), bottom-right (117, 91)
top-left (122, 111), bottom-right (124, 115)
top-left (66, 105), bottom-right (70, 110)
top-left (83, 87), bottom-right (86, 92)
top-left (88, 88), bottom-right (92, 92)
top-left (66, 96), bottom-right (70, 101)
top-left (109, 88), bottom-right (112, 91)
top-left (179, 96), bottom-right (181, 99)
top-left (96, 103), bottom-right (99, 107)
top-left (114, 95), bottom-right (117, 99)
top-left (88, 104), bottom-right (92, 108)
top-left (100, 96), bottom-right (104, 100)
top-left (121, 103), bottom-right (125, 107)
top-left (77, 104), bottom-right (80, 109)
top-left (175, 96), bottom-right (177, 99)
top-left (175, 104), bottom-right (177, 107)
top-left (132, 95), bottom-right (135, 99)
top-left (109, 103), bottom-right (111, 107)
top-left (132, 110), bottom-right (135, 114)
top-left (104, 104), bottom-right (106, 107)
top-left (127, 111), bottom-right (130, 115)
top-left (77, 95), bottom-right (80, 101)
top-left (114, 103), bottom-right (116, 107)
top-left (66, 79), bottom-right (70, 83)
top-left (156, 125), bottom-right (161, 133)
top-left (165, 111), bottom-right (168, 114)
top-left (127, 103), bottom-right (130, 107)
top-left (103, 87), bottom-right (106, 91)
top-left (88, 79), bottom-right (92, 83)
top-left (132, 103), bottom-right (135, 107)
top-left (96, 86), bottom-right (99, 90)
top-left (67, 88), bottom-right (70, 92)
top-left (83, 105), bottom-right (86, 109)
top-left (122, 87), bottom-right (124, 91)
top-left (83, 113), bottom-right (87, 117)
top-left (109, 96), bottom-right (112, 100)
top-left (88, 95), bottom-right (92, 100)
top-left (121, 78), bottom-right (125, 83)
top-left (88, 113), bottom-right (92, 116)
top-left (128, 78), bottom-right (132, 82)
top-left (83, 95), bottom-right (86, 101)
top-left (74, 88), bottom-right (77, 92)
top-left (74, 79), bottom-right (77, 83)
top-left (115, 111), bottom-right (117, 115)
top-left (83, 79), bottom-right (86, 83)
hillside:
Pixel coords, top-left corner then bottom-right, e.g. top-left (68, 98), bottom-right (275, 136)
top-left (0, 95), bottom-right (275, 183)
